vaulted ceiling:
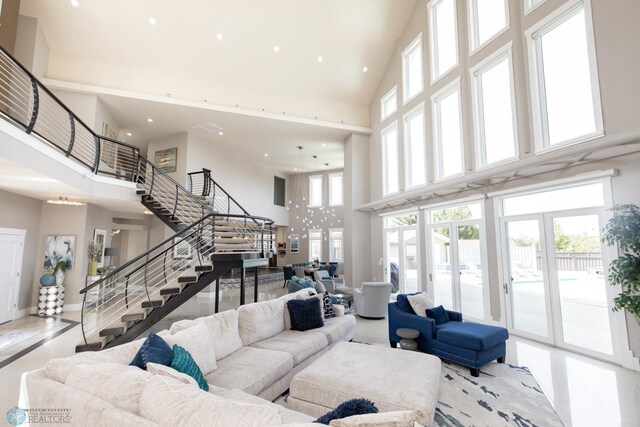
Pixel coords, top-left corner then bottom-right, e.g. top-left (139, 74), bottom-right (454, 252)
top-left (19, 0), bottom-right (416, 172)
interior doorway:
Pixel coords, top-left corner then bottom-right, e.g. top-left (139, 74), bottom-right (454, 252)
top-left (0, 229), bottom-right (26, 324)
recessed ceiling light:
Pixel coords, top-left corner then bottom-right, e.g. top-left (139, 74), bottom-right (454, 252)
top-left (322, 143), bottom-right (326, 147)
top-left (126, 132), bottom-right (132, 136)
top-left (294, 168), bottom-right (298, 171)
top-left (317, 56), bottom-right (323, 63)
top-left (70, 0), bottom-right (80, 7)
top-left (273, 46), bottom-right (280, 53)
top-left (216, 33), bottom-right (223, 41)
top-left (264, 153), bottom-right (269, 157)
top-left (218, 131), bottom-right (224, 136)
top-left (143, 210), bottom-right (153, 215)
top-left (147, 118), bottom-right (153, 123)
top-left (362, 66), bottom-right (368, 73)
top-left (148, 17), bottom-right (156, 25)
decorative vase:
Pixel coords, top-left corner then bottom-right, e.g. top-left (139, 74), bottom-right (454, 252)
top-left (39, 274), bottom-right (56, 287)
top-left (55, 269), bottom-right (65, 285)
top-left (90, 260), bottom-right (98, 276)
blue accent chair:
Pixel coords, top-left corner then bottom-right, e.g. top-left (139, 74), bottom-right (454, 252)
top-left (287, 276), bottom-right (315, 294)
top-left (283, 265), bottom-right (294, 288)
top-left (328, 263), bottom-right (337, 278)
top-left (388, 301), bottom-right (508, 377)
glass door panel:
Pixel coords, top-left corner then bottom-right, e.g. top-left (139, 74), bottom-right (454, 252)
top-left (385, 230), bottom-right (400, 292)
top-left (402, 229), bottom-right (419, 293)
top-left (431, 226), bottom-right (453, 309)
top-left (505, 219), bottom-right (550, 339)
top-left (551, 214), bottom-right (613, 355)
top-left (457, 224), bottom-right (484, 319)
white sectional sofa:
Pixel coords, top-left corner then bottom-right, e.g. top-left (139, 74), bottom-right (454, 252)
top-left (20, 288), bottom-right (358, 426)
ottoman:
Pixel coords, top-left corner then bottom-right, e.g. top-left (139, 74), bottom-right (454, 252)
top-left (287, 342), bottom-right (441, 426)
top-left (431, 321), bottom-right (509, 377)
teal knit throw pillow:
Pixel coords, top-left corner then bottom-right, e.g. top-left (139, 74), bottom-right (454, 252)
top-left (170, 344), bottom-right (209, 391)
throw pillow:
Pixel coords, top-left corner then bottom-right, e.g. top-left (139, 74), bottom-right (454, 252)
top-left (315, 398), bottom-right (379, 425)
top-left (147, 362), bottom-right (199, 388)
top-left (130, 332), bottom-right (173, 370)
top-left (171, 344), bottom-right (209, 391)
top-left (287, 298), bottom-right (324, 331)
top-left (426, 305), bottom-right (449, 325)
top-left (323, 291), bottom-right (336, 319)
top-left (407, 292), bottom-right (434, 317)
top-left (315, 280), bottom-right (327, 294)
top-left (164, 322), bottom-right (217, 375)
top-left (395, 292), bottom-right (421, 314)
top-left (322, 276), bottom-right (332, 280)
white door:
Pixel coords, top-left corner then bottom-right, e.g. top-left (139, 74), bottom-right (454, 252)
top-left (0, 232), bottom-right (25, 324)
top-left (384, 227), bottom-right (420, 294)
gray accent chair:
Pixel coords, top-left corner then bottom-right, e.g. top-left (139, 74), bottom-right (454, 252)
top-left (353, 282), bottom-right (393, 319)
top-left (313, 270), bottom-right (349, 294)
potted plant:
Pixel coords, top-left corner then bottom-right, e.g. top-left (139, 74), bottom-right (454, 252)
top-left (602, 204), bottom-right (640, 322)
top-left (87, 242), bottom-right (102, 276)
top-left (54, 260), bottom-right (66, 285)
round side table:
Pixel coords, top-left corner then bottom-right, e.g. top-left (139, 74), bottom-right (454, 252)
top-left (396, 328), bottom-right (420, 351)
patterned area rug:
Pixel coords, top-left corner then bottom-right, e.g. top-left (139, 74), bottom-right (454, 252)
top-left (435, 362), bottom-right (563, 427)
top-left (0, 330), bottom-right (40, 353)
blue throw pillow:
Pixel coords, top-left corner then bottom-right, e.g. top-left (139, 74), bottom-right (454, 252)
top-left (322, 276), bottom-right (332, 280)
top-left (315, 398), bottom-right (379, 424)
top-left (171, 344), bottom-right (209, 391)
top-left (287, 298), bottom-right (324, 331)
top-left (426, 305), bottom-right (449, 325)
top-left (130, 332), bottom-right (173, 370)
top-left (396, 292), bottom-right (421, 313)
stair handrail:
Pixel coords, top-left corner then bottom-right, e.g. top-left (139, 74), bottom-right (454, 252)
top-left (188, 168), bottom-right (252, 217)
top-left (80, 212), bottom-right (273, 295)
top-left (0, 43), bottom-right (141, 179)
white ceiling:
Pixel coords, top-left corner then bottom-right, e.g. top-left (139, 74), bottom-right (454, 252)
top-left (47, 82), bottom-right (358, 173)
top-left (19, 0), bottom-right (416, 173)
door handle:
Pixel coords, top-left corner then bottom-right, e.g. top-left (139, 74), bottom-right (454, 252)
top-left (503, 283), bottom-right (509, 294)
top-left (429, 273), bottom-right (433, 282)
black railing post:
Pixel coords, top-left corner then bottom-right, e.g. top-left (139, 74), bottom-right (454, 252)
top-left (134, 156), bottom-right (142, 183)
top-left (93, 136), bottom-right (101, 173)
top-left (130, 148), bottom-right (138, 181)
top-left (26, 78), bottom-right (39, 134)
top-left (173, 183), bottom-right (179, 218)
top-left (203, 168), bottom-right (212, 197)
top-left (227, 195), bottom-right (231, 215)
top-left (149, 166), bottom-right (156, 197)
top-left (66, 113), bottom-right (75, 157)
top-left (188, 174), bottom-right (193, 193)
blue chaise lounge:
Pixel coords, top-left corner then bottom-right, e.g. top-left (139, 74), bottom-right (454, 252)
top-left (388, 297), bottom-right (509, 377)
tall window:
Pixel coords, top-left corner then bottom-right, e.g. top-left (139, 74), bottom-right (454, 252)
top-left (528, 3), bottom-right (601, 149)
top-left (433, 81), bottom-right (463, 180)
top-left (525, 0), bottom-right (548, 14)
top-left (468, 0), bottom-right (509, 52)
top-left (329, 228), bottom-right (343, 262)
top-left (329, 173), bottom-right (343, 206)
top-left (382, 122), bottom-right (399, 196)
top-left (471, 46), bottom-right (518, 167)
top-left (429, 0), bottom-right (458, 81)
top-left (403, 104), bottom-right (427, 189)
top-left (309, 229), bottom-right (323, 261)
top-left (381, 86), bottom-right (397, 120)
top-left (401, 35), bottom-right (424, 103)
top-left (309, 175), bottom-right (322, 207)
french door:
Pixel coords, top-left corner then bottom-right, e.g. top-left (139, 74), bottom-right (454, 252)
top-left (0, 230), bottom-right (25, 324)
top-left (427, 220), bottom-right (487, 321)
top-left (501, 208), bottom-right (616, 360)
top-left (384, 227), bottom-right (419, 294)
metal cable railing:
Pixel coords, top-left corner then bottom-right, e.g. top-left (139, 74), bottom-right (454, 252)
top-left (188, 168), bottom-right (275, 254)
top-left (0, 44), bottom-right (140, 180)
top-left (78, 211), bottom-right (274, 349)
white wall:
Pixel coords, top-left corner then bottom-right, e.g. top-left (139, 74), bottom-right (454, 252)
top-left (186, 131), bottom-right (288, 225)
top-left (14, 15), bottom-right (49, 79)
top-left (146, 132), bottom-right (188, 186)
top-left (0, 189), bottom-right (42, 311)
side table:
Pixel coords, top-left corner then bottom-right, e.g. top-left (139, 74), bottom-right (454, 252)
top-left (396, 328), bottom-right (419, 351)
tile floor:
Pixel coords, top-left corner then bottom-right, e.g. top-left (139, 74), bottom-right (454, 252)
top-left (0, 286), bottom-right (638, 426)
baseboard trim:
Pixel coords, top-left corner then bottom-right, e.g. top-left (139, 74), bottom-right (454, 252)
top-left (17, 307), bottom-right (35, 318)
top-left (63, 303), bottom-right (82, 312)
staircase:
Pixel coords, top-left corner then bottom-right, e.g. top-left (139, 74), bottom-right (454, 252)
top-left (0, 45), bottom-right (275, 352)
